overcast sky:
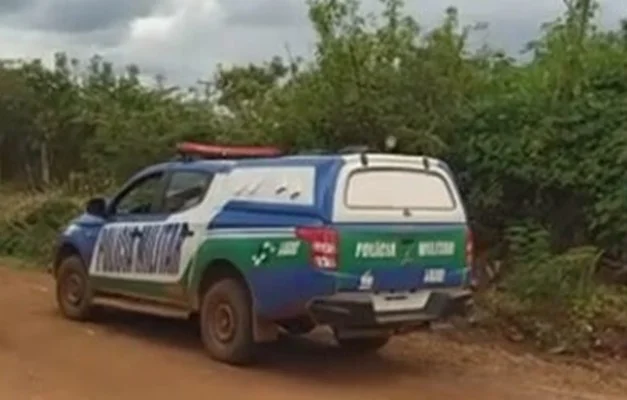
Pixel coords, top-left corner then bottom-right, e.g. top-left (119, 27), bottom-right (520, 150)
top-left (0, 0), bottom-right (624, 86)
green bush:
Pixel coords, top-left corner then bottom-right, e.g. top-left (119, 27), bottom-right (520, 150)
top-left (0, 193), bottom-right (83, 262)
top-left (481, 224), bottom-right (627, 353)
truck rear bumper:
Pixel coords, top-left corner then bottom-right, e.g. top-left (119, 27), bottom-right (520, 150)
top-left (306, 288), bottom-right (472, 329)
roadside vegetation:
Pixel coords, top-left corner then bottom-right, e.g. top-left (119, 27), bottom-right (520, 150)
top-left (1, 0), bottom-right (627, 356)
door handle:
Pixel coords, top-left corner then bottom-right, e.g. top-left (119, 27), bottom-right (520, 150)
top-left (182, 223), bottom-right (194, 237)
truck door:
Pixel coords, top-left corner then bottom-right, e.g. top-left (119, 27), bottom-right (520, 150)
top-left (149, 169), bottom-right (215, 282)
top-left (89, 169), bottom-right (168, 285)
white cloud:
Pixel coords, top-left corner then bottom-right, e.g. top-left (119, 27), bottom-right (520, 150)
top-left (0, 0), bottom-right (624, 86)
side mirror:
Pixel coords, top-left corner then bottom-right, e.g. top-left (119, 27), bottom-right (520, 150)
top-left (85, 197), bottom-right (108, 218)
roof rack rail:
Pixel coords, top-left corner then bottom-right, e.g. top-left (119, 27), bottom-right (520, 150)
top-left (176, 142), bottom-right (283, 161)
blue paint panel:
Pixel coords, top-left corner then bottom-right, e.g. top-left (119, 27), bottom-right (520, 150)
top-left (315, 157), bottom-right (343, 219)
top-left (247, 264), bottom-right (466, 319)
top-left (335, 265), bottom-right (467, 292)
top-left (220, 201), bottom-right (326, 221)
top-left (57, 224), bottom-right (102, 268)
top-left (246, 265), bottom-right (336, 318)
top-left (209, 209), bottom-right (322, 229)
top-left (55, 213), bottom-right (106, 267)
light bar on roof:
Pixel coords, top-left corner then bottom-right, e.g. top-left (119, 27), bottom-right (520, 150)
top-left (176, 141), bottom-right (282, 159)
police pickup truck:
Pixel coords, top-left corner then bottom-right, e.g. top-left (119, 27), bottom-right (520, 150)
top-left (52, 142), bottom-right (473, 365)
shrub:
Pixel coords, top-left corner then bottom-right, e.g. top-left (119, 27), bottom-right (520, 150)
top-left (481, 224), bottom-right (627, 354)
top-left (0, 191), bottom-right (83, 262)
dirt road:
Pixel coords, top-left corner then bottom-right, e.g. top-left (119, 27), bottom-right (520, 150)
top-left (1, 266), bottom-right (626, 400)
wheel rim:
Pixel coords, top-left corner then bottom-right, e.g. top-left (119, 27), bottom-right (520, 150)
top-left (64, 273), bottom-right (84, 306)
top-left (211, 302), bottom-right (236, 343)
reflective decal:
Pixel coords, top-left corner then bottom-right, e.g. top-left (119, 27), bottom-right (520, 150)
top-left (94, 223), bottom-right (185, 276)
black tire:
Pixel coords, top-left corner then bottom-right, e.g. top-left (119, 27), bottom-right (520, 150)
top-left (55, 255), bottom-right (93, 320)
top-left (199, 278), bottom-right (255, 365)
top-left (334, 333), bottom-right (391, 353)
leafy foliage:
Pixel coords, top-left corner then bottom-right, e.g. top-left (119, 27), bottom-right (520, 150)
top-left (482, 224), bottom-right (627, 354)
top-left (0, 190), bottom-right (83, 260)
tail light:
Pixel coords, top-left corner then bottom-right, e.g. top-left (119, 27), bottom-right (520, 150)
top-left (296, 226), bottom-right (338, 270)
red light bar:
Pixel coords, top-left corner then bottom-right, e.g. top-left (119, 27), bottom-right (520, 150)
top-left (176, 142), bottom-right (282, 159)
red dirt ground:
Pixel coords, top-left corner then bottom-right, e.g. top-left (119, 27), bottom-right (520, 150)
top-left (1, 266), bottom-right (627, 400)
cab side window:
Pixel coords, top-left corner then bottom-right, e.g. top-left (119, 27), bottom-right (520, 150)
top-left (163, 170), bottom-right (213, 213)
top-left (114, 172), bottom-right (164, 215)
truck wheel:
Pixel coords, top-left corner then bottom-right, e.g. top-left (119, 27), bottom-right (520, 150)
top-left (334, 333), bottom-right (390, 353)
top-left (56, 255), bottom-right (93, 320)
top-left (200, 278), bottom-right (255, 365)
